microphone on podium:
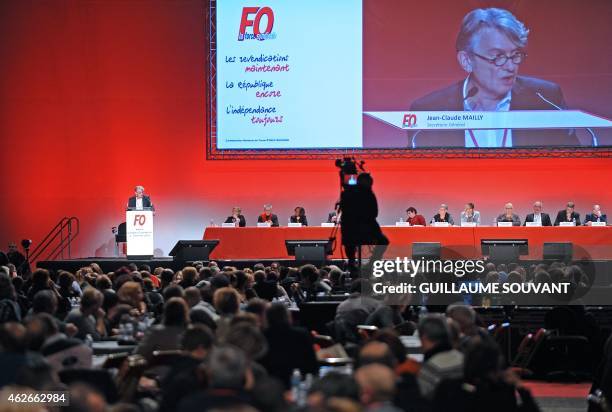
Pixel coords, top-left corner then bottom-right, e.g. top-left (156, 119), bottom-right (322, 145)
top-left (536, 92), bottom-right (599, 147)
top-left (464, 86), bottom-right (479, 102)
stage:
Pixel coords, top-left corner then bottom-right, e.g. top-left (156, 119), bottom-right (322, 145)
top-left (202, 226), bottom-right (612, 260)
top-left (35, 257), bottom-right (347, 273)
top-left (34, 226), bottom-right (612, 287)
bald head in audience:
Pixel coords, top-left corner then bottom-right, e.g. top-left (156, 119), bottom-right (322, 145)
top-left (355, 363), bottom-right (397, 406)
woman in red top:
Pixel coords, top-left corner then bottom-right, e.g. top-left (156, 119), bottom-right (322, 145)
top-left (406, 207), bottom-right (426, 226)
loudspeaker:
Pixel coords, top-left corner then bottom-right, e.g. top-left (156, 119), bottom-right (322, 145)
top-left (543, 242), bottom-right (573, 262)
top-left (481, 239), bottom-right (528, 262)
top-left (169, 240), bottom-right (219, 262)
top-left (285, 240), bottom-right (332, 263)
top-left (412, 242), bottom-right (441, 259)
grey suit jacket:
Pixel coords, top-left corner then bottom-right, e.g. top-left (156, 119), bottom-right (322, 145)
top-left (496, 214), bottom-right (521, 226)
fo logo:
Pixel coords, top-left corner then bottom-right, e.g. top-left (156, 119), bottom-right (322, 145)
top-left (403, 113), bottom-right (417, 128)
top-left (133, 214), bottom-right (146, 226)
top-left (238, 7), bottom-right (275, 41)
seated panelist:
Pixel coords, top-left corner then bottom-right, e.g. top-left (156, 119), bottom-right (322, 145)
top-left (327, 202), bottom-right (341, 224)
top-left (127, 185), bottom-right (154, 211)
top-left (460, 202), bottom-right (481, 225)
top-left (406, 207), bottom-right (426, 226)
top-left (290, 207), bottom-right (308, 226)
top-left (224, 207), bottom-right (246, 227)
top-left (431, 204), bottom-right (455, 225)
top-left (584, 204), bottom-right (607, 225)
top-left (496, 203), bottom-right (521, 226)
top-left (257, 204), bottom-right (279, 227)
top-left (523, 201), bottom-right (552, 226)
top-left (554, 201), bottom-right (581, 226)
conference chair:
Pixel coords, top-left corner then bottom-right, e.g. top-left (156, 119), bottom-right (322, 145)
top-left (59, 368), bottom-right (118, 403)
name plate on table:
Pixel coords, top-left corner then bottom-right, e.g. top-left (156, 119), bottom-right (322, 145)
top-left (221, 223), bottom-right (237, 228)
top-left (461, 222), bottom-right (477, 227)
top-left (432, 222), bottom-right (449, 227)
top-left (591, 221), bottom-right (606, 227)
top-left (497, 221), bottom-right (513, 227)
top-left (396, 221), bottom-right (410, 227)
top-left (288, 222), bottom-right (303, 227)
top-left (257, 222), bottom-right (272, 228)
top-left (559, 222), bottom-right (576, 227)
top-left (321, 222), bottom-right (335, 227)
top-left (525, 222), bottom-right (542, 227)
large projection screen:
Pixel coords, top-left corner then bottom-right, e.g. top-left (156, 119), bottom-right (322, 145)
top-left (207, 0), bottom-right (612, 158)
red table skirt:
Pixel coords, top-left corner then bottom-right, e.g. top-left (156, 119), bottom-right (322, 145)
top-left (202, 226), bottom-right (612, 260)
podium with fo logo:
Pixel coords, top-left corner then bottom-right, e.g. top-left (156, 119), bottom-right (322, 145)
top-left (126, 209), bottom-right (154, 258)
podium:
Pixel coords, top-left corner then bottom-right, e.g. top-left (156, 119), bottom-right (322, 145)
top-left (126, 209), bottom-right (154, 258)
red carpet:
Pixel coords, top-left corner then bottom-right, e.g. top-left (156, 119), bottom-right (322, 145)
top-left (522, 381), bottom-right (591, 398)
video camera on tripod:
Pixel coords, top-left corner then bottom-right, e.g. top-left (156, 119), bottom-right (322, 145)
top-left (335, 157), bottom-right (366, 189)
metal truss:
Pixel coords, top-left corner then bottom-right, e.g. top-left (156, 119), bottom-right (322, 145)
top-left (206, 0), bottom-right (217, 160)
top-left (207, 145), bottom-right (612, 161)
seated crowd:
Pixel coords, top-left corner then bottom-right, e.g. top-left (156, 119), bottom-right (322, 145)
top-left (0, 260), bottom-right (611, 412)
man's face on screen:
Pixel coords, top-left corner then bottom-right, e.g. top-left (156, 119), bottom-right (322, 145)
top-left (469, 28), bottom-right (520, 99)
top-left (135, 188), bottom-right (144, 198)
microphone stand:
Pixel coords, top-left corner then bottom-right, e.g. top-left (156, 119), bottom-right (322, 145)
top-left (536, 92), bottom-right (599, 147)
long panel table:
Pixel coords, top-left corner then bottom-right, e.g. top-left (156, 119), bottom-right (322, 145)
top-left (203, 226), bottom-right (612, 260)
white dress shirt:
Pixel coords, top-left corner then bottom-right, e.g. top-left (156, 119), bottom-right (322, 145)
top-left (136, 197), bottom-right (144, 210)
top-left (463, 77), bottom-right (512, 148)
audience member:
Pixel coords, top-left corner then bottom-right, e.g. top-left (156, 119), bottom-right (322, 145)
top-left (417, 314), bottom-right (464, 399)
top-left (259, 303), bottom-right (318, 387)
top-left (64, 287), bottom-right (106, 341)
top-left (135, 297), bottom-right (189, 359)
top-left (159, 325), bottom-right (215, 412)
top-left (356, 363), bottom-right (403, 412)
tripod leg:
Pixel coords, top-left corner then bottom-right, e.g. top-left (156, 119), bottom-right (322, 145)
top-left (362, 241), bottom-right (389, 278)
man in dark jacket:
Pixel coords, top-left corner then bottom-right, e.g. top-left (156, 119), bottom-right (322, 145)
top-left (340, 173), bottom-right (388, 272)
top-left (554, 201), bottom-right (581, 226)
top-left (127, 185), bottom-right (154, 210)
top-left (523, 201), bottom-right (552, 226)
top-left (409, 8), bottom-right (578, 148)
top-left (259, 303), bottom-right (318, 388)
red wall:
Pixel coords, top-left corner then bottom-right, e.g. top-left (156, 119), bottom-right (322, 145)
top-left (1, 1), bottom-right (611, 259)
